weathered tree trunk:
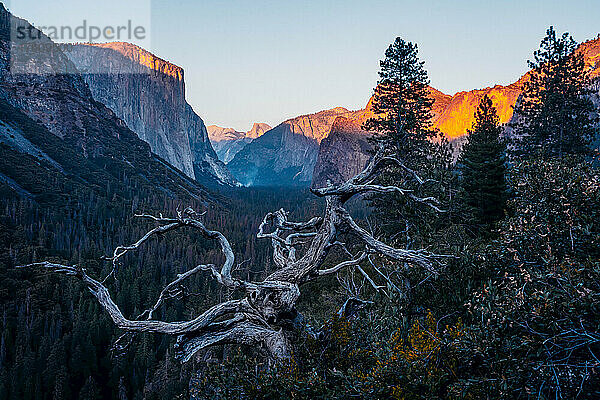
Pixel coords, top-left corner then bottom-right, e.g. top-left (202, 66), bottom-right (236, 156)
top-left (19, 143), bottom-right (447, 364)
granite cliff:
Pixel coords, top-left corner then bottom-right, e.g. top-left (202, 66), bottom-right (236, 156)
top-left (0, 4), bottom-right (209, 202)
top-left (311, 105), bottom-right (373, 188)
top-left (432, 37), bottom-right (600, 140)
top-left (431, 79), bottom-right (525, 140)
top-left (61, 42), bottom-right (238, 186)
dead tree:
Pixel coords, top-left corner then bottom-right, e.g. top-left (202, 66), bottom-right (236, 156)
top-left (19, 144), bottom-right (446, 363)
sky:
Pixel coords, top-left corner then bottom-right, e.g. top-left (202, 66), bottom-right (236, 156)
top-left (7, 0), bottom-right (600, 131)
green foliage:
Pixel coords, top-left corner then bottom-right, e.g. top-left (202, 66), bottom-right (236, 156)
top-left (466, 158), bottom-right (600, 398)
top-left (364, 36), bottom-right (454, 253)
top-left (192, 311), bottom-right (478, 400)
top-left (191, 156), bottom-right (600, 400)
top-left (364, 37), bottom-right (437, 158)
top-left (512, 26), bottom-right (598, 158)
top-left (457, 94), bottom-right (508, 231)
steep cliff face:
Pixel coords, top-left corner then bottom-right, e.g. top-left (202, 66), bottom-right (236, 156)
top-left (312, 110), bottom-right (373, 188)
top-left (428, 86), bottom-right (453, 119)
top-left (580, 37), bottom-right (600, 104)
top-left (578, 37), bottom-right (600, 80)
top-left (0, 4), bottom-right (209, 201)
top-left (0, 10), bottom-right (103, 143)
top-left (62, 42), bottom-right (238, 186)
top-left (432, 37), bottom-right (600, 140)
top-left (312, 38), bottom-right (600, 189)
top-left (432, 79), bottom-right (525, 139)
top-left (227, 108), bottom-right (349, 186)
top-left (207, 122), bottom-right (271, 163)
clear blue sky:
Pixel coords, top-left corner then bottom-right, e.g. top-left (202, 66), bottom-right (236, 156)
top-left (8, 0), bottom-right (600, 130)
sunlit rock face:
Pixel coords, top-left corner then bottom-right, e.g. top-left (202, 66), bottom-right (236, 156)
top-left (208, 123), bottom-right (271, 163)
top-left (227, 108), bottom-right (350, 186)
top-left (312, 37), bottom-right (600, 188)
top-left (62, 42), bottom-right (238, 186)
top-left (579, 37), bottom-right (600, 105)
top-left (311, 105), bottom-right (373, 189)
top-left (428, 86), bottom-right (452, 119)
top-left (578, 37), bottom-right (600, 80)
top-left (432, 79), bottom-right (525, 140)
top-left (247, 122), bottom-right (272, 139)
top-left (503, 37), bottom-right (600, 138)
top-left (433, 37), bottom-right (600, 140)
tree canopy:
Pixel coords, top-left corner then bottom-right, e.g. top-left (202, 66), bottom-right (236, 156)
top-left (458, 94), bottom-right (508, 231)
top-left (511, 26), bottom-right (598, 158)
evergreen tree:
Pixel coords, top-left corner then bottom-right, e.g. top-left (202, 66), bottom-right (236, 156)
top-left (363, 37), bottom-right (453, 312)
top-left (79, 377), bottom-right (100, 400)
top-left (364, 37), bottom-right (449, 247)
top-left (458, 95), bottom-right (508, 231)
top-left (511, 26), bottom-right (597, 158)
top-left (364, 37), bottom-right (437, 162)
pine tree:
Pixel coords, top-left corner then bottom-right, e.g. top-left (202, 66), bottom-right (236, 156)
top-left (79, 376), bottom-right (100, 400)
top-left (458, 95), bottom-right (508, 231)
top-left (363, 37), bottom-right (453, 313)
top-left (511, 26), bottom-right (597, 158)
top-left (364, 37), bottom-right (437, 162)
top-left (364, 37), bottom-right (448, 246)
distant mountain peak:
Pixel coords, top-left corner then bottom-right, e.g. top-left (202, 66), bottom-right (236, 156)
top-left (208, 122), bottom-right (272, 143)
top-left (207, 125), bottom-right (245, 142)
top-left (207, 122), bottom-right (272, 164)
top-left (247, 122), bottom-right (272, 139)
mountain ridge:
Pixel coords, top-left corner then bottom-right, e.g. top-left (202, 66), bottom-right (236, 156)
top-left (312, 37), bottom-right (600, 188)
top-left (227, 107), bottom-right (351, 186)
top-left (431, 37), bottom-right (600, 139)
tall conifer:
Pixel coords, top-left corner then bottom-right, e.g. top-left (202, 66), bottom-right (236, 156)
top-left (365, 37), bottom-right (449, 249)
top-left (512, 26), bottom-right (597, 158)
top-left (458, 95), bottom-right (508, 231)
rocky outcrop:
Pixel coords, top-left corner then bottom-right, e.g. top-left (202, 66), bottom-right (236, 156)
top-left (227, 108), bottom-right (349, 186)
top-left (0, 4), bottom-right (209, 200)
top-left (312, 112), bottom-right (372, 188)
top-left (207, 122), bottom-right (271, 163)
top-left (61, 42), bottom-right (238, 186)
